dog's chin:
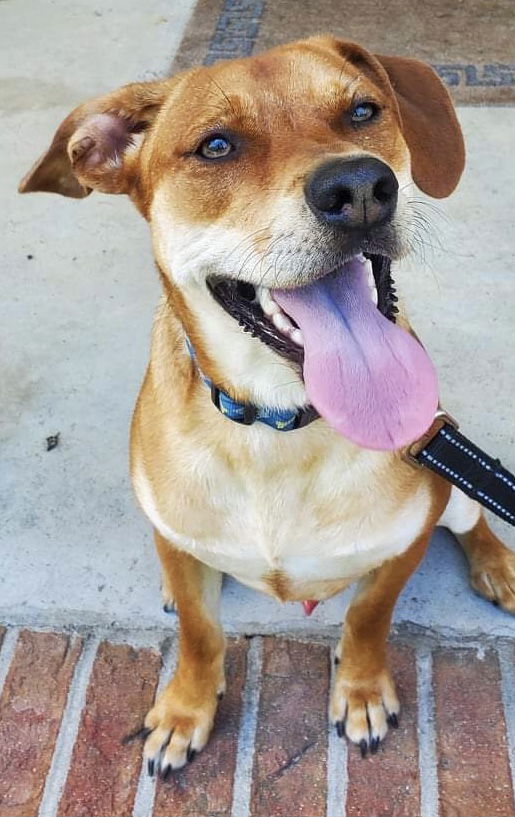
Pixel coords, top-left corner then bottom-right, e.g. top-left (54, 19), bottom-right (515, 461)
top-left (207, 253), bottom-right (398, 368)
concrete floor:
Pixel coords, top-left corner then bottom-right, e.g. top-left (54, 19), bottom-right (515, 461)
top-left (1, 1), bottom-right (514, 639)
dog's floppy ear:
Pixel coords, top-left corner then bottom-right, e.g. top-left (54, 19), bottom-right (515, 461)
top-left (374, 54), bottom-right (465, 198)
top-left (18, 79), bottom-right (172, 198)
top-left (332, 39), bottom-right (465, 198)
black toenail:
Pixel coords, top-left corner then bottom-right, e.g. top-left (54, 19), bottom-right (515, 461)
top-left (492, 599), bottom-right (499, 607)
top-left (336, 721), bottom-right (345, 738)
top-left (370, 737), bottom-right (380, 754)
top-left (334, 655), bottom-right (340, 665)
top-left (160, 764), bottom-right (171, 781)
top-left (147, 758), bottom-right (155, 777)
top-left (387, 713), bottom-right (399, 728)
top-left (162, 603), bottom-right (175, 614)
top-left (217, 691), bottom-right (225, 700)
top-left (359, 739), bottom-right (368, 758)
top-left (187, 747), bottom-right (197, 763)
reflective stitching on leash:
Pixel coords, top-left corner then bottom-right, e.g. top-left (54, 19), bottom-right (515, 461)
top-left (476, 492), bottom-right (515, 522)
top-left (420, 452), bottom-right (474, 490)
top-left (420, 449), bottom-right (514, 522)
top-left (495, 472), bottom-right (515, 491)
top-left (440, 430), bottom-right (515, 492)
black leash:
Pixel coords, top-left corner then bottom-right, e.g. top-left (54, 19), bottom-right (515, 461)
top-left (403, 411), bottom-right (515, 526)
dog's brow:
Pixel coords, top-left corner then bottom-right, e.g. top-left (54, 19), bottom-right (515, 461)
top-left (184, 81), bottom-right (240, 119)
top-left (207, 77), bottom-right (238, 118)
top-left (342, 74), bottom-right (361, 97)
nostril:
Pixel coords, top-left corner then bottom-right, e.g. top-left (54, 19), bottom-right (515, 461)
top-left (321, 185), bottom-right (353, 214)
top-left (373, 175), bottom-right (398, 204)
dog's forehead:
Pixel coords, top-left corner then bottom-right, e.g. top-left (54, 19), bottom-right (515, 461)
top-left (213, 44), bottom-right (357, 98)
top-left (163, 42), bottom-right (382, 126)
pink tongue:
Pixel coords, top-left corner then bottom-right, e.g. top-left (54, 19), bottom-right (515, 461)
top-left (273, 259), bottom-right (438, 450)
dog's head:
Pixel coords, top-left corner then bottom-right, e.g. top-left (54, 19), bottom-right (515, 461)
top-left (20, 36), bottom-right (464, 450)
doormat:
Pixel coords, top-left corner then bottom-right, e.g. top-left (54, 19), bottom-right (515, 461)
top-left (172, 0), bottom-right (515, 104)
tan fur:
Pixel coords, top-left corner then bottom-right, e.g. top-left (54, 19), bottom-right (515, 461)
top-left (457, 516), bottom-right (515, 613)
top-left (19, 35), bottom-right (512, 766)
top-left (330, 480), bottom-right (447, 744)
top-left (145, 533), bottom-right (225, 771)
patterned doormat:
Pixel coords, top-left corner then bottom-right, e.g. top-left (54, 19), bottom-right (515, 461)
top-left (172, 0), bottom-right (515, 104)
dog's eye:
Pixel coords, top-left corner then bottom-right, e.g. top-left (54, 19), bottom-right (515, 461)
top-left (198, 135), bottom-right (233, 159)
top-left (350, 102), bottom-right (378, 123)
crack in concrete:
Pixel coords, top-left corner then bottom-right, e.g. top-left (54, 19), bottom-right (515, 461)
top-left (268, 738), bottom-right (317, 780)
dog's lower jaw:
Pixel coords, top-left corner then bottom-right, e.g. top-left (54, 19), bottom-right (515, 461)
top-left (162, 276), bottom-right (309, 412)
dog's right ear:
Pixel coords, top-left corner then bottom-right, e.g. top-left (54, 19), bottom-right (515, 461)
top-left (18, 79), bottom-right (173, 199)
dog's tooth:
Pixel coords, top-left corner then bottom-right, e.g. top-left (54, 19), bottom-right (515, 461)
top-left (363, 258), bottom-right (377, 301)
top-left (291, 328), bottom-right (304, 346)
top-left (264, 302), bottom-right (280, 317)
top-left (272, 311), bottom-right (293, 335)
top-left (357, 258), bottom-right (378, 305)
top-left (258, 286), bottom-right (280, 316)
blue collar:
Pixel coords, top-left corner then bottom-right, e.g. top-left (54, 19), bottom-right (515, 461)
top-left (185, 337), bottom-right (318, 431)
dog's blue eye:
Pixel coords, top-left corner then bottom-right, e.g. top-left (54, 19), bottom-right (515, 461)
top-left (351, 103), bottom-right (377, 123)
top-left (199, 135), bottom-right (233, 159)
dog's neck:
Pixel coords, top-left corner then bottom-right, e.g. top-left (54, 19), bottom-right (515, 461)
top-left (163, 275), bottom-right (308, 411)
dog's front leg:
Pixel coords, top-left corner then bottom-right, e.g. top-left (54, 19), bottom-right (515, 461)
top-left (144, 531), bottom-right (225, 775)
top-left (330, 533), bottom-right (430, 756)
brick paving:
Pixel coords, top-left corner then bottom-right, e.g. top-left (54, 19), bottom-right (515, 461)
top-left (0, 628), bottom-right (513, 817)
top-left (0, 631), bottom-right (82, 817)
top-left (58, 643), bottom-right (161, 817)
top-left (345, 644), bottom-right (421, 817)
top-left (434, 648), bottom-right (514, 817)
top-left (250, 639), bottom-right (329, 817)
top-left (153, 639), bottom-right (248, 817)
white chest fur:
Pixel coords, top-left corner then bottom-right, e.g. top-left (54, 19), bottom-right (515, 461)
top-left (132, 424), bottom-right (432, 600)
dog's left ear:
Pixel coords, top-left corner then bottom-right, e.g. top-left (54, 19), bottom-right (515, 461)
top-left (18, 79), bottom-right (173, 199)
top-left (332, 39), bottom-right (465, 197)
top-left (374, 54), bottom-right (465, 198)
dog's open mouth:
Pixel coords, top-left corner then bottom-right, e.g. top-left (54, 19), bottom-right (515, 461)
top-left (208, 254), bottom-right (397, 367)
top-left (208, 254), bottom-right (439, 450)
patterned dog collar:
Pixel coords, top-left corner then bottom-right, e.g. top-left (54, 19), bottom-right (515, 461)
top-left (185, 336), bottom-right (319, 431)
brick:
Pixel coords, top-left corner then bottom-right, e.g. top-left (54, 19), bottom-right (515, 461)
top-left (250, 638), bottom-right (330, 817)
top-left (59, 641), bottom-right (161, 817)
top-left (154, 638), bottom-right (248, 817)
top-left (0, 629), bottom-right (82, 817)
top-left (434, 648), bottom-right (515, 817)
top-left (346, 644), bottom-right (420, 817)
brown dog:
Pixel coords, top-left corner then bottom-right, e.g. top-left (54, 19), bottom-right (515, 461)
top-left (20, 36), bottom-right (515, 771)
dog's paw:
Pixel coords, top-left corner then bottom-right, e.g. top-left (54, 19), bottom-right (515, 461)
top-left (143, 675), bottom-right (221, 776)
top-left (469, 547), bottom-right (515, 614)
top-left (329, 667), bottom-right (400, 756)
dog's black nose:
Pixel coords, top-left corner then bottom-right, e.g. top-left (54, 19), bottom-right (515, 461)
top-left (305, 157), bottom-right (398, 229)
